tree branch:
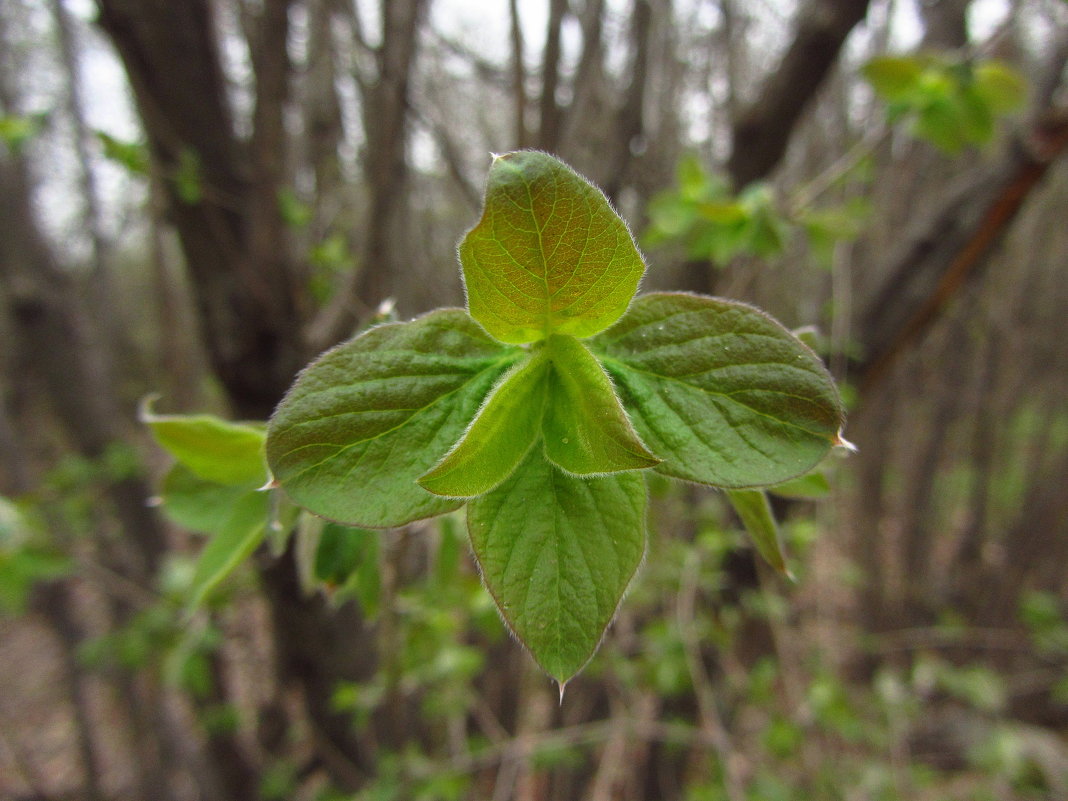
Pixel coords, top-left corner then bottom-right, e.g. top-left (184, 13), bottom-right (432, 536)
top-left (727, 0), bottom-right (871, 189)
top-left (857, 110), bottom-right (1068, 392)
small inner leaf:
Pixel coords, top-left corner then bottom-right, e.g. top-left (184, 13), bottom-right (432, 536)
top-left (541, 334), bottom-right (660, 475)
top-left (590, 293), bottom-right (844, 488)
top-left (461, 150), bottom-right (646, 344)
top-left (187, 491), bottom-right (270, 607)
top-left (141, 403), bottom-right (267, 487)
top-left (267, 309), bottom-right (519, 528)
top-left (726, 489), bottom-right (791, 578)
top-left (419, 351), bottom-right (550, 497)
top-left (467, 447), bottom-right (647, 684)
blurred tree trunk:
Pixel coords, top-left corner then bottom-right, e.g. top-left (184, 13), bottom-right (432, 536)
top-left (508, 0), bottom-right (529, 147)
top-left (920, 0), bottom-right (971, 48)
top-left (353, 0), bottom-right (427, 314)
top-left (304, 0), bottom-right (345, 226)
top-left (308, 0), bottom-right (427, 347)
top-left (537, 0), bottom-right (568, 151)
top-left (726, 0), bottom-right (871, 190)
top-left (92, 0), bottom-right (416, 791)
top-left (0, 142), bottom-right (179, 800)
top-left (600, 0), bottom-right (653, 203)
top-left (96, 0), bottom-right (306, 420)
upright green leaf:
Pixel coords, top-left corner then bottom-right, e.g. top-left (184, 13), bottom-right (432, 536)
top-left (973, 62), bottom-right (1027, 113)
top-left (141, 405), bottom-right (268, 487)
top-left (590, 293), bottom-right (843, 488)
top-left (863, 56), bottom-right (924, 102)
top-left (726, 489), bottom-right (790, 577)
top-left (160, 463), bottom-right (256, 534)
top-left (267, 309), bottom-right (519, 528)
top-left (467, 448), bottom-right (647, 685)
top-left (541, 334), bottom-right (660, 475)
top-left (460, 150), bottom-right (646, 343)
top-left (187, 491), bottom-right (270, 607)
top-left (420, 351), bottom-right (550, 497)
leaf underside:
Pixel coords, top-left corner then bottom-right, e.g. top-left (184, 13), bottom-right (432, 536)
top-left (267, 309), bottom-right (519, 528)
top-left (726, 488), bottom-right (788, 576)
top-left (187, 490), bottom-right (270, 607)
top-left (144, 410), bottom-right (268, 487)
top-left (461, 150), bottom-right (646, 344)
top-left (590, 292), bottom-right (844, 488)
top-left (467, 447), bottom-right (647, 684)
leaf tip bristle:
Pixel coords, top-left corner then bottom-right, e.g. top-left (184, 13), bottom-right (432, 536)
top-left (557, 680), bottom-right (567, 705)
top-left (137, 392), bottom-right (162, 423)
top-left (833, 431), bottom-right (858, 453)
top-left (258, 476), bottom-right (280, 492)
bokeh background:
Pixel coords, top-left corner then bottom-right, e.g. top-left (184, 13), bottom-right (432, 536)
top-left (1, 0), bottom-right (1067, 799)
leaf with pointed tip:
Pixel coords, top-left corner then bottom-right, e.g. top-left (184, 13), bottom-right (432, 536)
top-left (460, 150), bottom-right (646, 344)
top-left (267, 310), bottom-right (520, 528)
top-left (160, 463), bottom-right (255, 535)
top-left (726, 489), bottom-right (790, 577)
top-left (187, 490), bottom-right (270, 607)
top-left (589, 293), bottom-right (844, 488)
top-left (542, 334), bottom-right (660, 475)
top-left (419, 351), bottom-right (550, 498)
top-left (142, 408), bottom-right (267, 487)
top-left (467, 448), bottom-right (646, 684)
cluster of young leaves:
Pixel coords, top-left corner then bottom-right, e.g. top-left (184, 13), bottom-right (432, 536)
top-left (141, 401), bottom-right (291, 608)
top-left (266, 151), bottom-right (846, 687)
top-left (644, 154), bottom-right (869, 269)
top-left (863, 54), bottom-right (1027, 153)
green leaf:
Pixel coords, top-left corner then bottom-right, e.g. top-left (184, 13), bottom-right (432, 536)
top-left (541, 334), bottom-right (660, 475)
top-left (420, 351), bottom-right (549, 498)
top-left (314, 522), bottom-right (374, 586)
top-left (0, 113), bottom-right (46, 152)
top-left (175, 148), bottom-right (204, 204)
top-left (0, 547), bottom-right (72, 615)
top-left (973, 62), bottom-right (1027, 113)
top-left (589, 293), bottom-right (844, 488)
top-left (460, 150), bottom-right (646, 344)
top-left (142, 405), bottom-right (268, 487)
top-left (676, 153), bottom-right (709, 201)
top-left (278, 186), bottom-right (313, 227)
top-left (769, 471), bottom-right (830, 499)
top-left (863, 56), bottom-right (924, 102)
top-left (96, 131), bottom-right (149, 176)
top-left (467, 448), bottom-right (646, 684)
top-left (726, 489), bottom-right (789, 576)
top-left (188, 491), bottom-right (269, 607)
top-left (267, 309), bottom-right (519, 528)
top-left (0, 496), bottom-right (28, 547)
top-left (160, 463), bottom-right (256, 534)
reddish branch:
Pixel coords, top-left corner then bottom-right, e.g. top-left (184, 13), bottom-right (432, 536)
top-left (858, 111), bottom-right (1068, 392)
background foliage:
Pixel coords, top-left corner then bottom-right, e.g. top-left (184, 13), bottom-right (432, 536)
top-left (1, 0), bottom-right (1067, 799)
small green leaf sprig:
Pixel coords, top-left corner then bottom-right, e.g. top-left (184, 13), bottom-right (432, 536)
top-left (266, 151), bottom-right (848, 686)
top-left (863, 54), bottom-right (1027, 153)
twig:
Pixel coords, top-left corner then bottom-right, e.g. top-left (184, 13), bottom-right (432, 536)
top-left (676, 550), bottom-right (748, 801)
top-left (789, 122), bottom-right (888, 215)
